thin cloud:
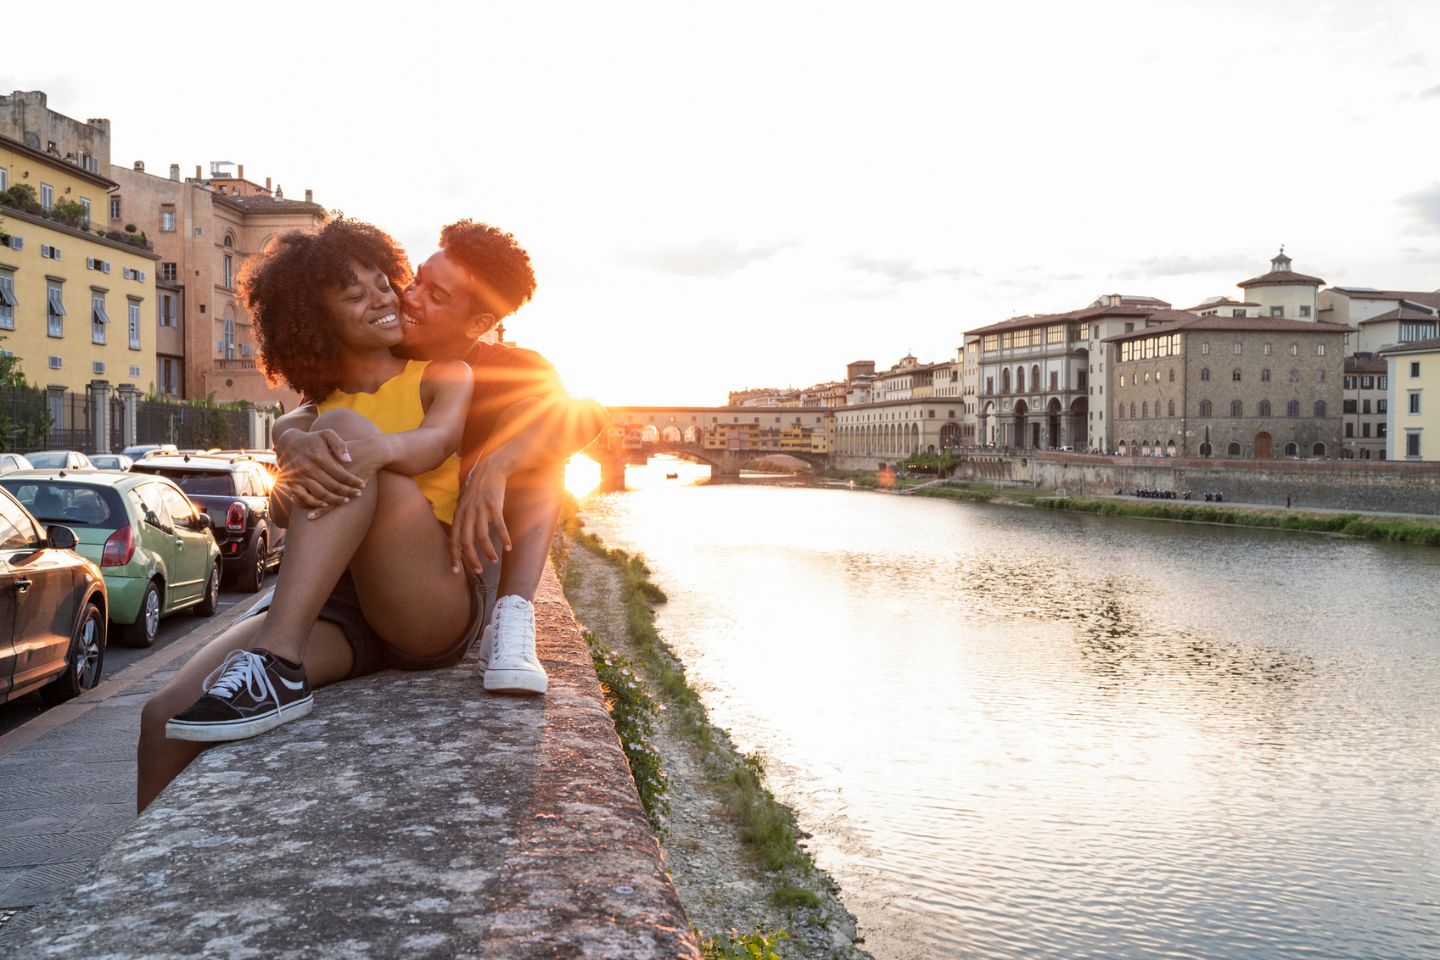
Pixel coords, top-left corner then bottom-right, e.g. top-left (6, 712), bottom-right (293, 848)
top-left (1398, 182), bottom-right (1440, 232)
top-left (1121, 253), bottom-right (1257, 280)
top-left (1419, 83), bottom-right (1440, 99)
top-left (620, 238), bottom-right (798, 278)
top-left (1390, 52), bottom-right (1427, 68)
top-left (846, 255), bottom-right (976, 284)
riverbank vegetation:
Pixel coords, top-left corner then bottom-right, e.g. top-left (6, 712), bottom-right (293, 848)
top-left (901, 481), bottom-right (1440, 546)
top-left (554, 506), bottom-right (866, 959)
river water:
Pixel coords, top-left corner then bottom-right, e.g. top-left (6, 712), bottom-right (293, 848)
top-left (578, 472), bottom-right (1439, 960)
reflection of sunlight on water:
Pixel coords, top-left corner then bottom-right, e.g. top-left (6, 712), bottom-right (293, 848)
top-left (579, 485), bottom-right (1440, 960)
top-left (566, 454), bottom-right (712, 499)
top-left (626, 454), bottom-right (711, 490)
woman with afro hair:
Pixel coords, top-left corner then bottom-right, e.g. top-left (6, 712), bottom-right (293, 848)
top-left (147, 219), bottom-right (481, 754)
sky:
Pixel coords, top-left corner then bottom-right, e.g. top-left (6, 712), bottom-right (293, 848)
top-left (6, 0), bottom-right (1439, 405)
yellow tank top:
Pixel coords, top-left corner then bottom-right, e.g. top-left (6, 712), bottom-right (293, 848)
top-left (317, 359), bottom-right (459, 524)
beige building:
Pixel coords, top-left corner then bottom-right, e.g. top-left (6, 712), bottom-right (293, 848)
top-left (1319, 286), bottom-right (1440, 354)
top-left (833, 397), bottom-right (964, 459)
top-left (1106, 316), bottom-right (1348, 458)
top-left (1235, 248), bottom-right (1323, 320)
top-left (108, 161), bottom-right (326, 406)
top-left (1382, 338), bottom-right (1440, 461)
top-left (0, 91), bottom-right (109, 177)
top-left (1341, 354), bottom-right (1388, 460)
top-left (967, 296), bottom-right (1188, 451)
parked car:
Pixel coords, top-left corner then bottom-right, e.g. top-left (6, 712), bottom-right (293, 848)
top-left (212, 449), bottom-right (279, 478)
top-left (0, 485), bottom-right (108, 705)
top-left (121, 444), bottom-right (179, 461)
top-left (0, 453), bottom-right (34, 475)
top-left (23, 450), bottom-right (95, 471)
top-left (131, 455), bottom-right (282, 593)
top-left (89, 454), bottom-right (135, 472)
top-left (0, 470), bottom-right (221, 647)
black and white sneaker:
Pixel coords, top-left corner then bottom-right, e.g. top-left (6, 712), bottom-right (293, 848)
top-left (165, 649), bottom-right (313, 742)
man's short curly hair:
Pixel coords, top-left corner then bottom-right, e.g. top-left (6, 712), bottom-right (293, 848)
top-left (439, 220), bottom-right (536, 320)
top-left (241, 219), bottom-right (412, 401)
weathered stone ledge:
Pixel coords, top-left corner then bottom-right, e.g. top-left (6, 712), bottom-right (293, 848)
top-left (11, 566), bottom-right (699, 959)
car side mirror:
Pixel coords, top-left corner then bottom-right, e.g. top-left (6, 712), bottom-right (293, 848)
top-left (46, 524), bottom-right (79, 550)
top-left (194, 513), bottom-right (213, 531)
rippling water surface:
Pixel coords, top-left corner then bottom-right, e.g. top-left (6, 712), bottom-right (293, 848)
top-left (580, 480), bottom-right (1439, 960)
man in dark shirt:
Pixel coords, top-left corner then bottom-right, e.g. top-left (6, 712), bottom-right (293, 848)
top-left (136, 221), bottom-right (605, 811)
top-left (272, 219), bottom-right (604, 687)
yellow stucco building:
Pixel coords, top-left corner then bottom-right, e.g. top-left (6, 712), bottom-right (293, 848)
top-left (1, 134), bottom-right (159, 393)
top-left (1382, 338), bottom-right (1440, 461)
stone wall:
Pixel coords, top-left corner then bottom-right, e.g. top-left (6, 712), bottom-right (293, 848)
top-left (10, 567), bottom-right (700, 959)
top-left (946, 452), bottom-right (1440, 514)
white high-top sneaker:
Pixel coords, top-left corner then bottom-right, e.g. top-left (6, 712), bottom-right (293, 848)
top-left (482, 595), bottom-right (548, 695)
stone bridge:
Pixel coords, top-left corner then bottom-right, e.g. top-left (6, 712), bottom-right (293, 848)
top-left (586, 406), bottom-right (833, 490)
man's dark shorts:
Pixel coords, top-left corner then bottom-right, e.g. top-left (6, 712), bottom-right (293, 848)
top-left (244, 555), bottom-right (500, 680)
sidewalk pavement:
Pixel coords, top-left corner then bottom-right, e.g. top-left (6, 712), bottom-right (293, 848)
top-left (0, 593), bottom-right (266, 944)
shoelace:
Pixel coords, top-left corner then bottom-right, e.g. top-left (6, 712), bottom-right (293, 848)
top-left (491, 603), bottom-right (535, 662)
top-left (203, 650), bottom-right (281, 707)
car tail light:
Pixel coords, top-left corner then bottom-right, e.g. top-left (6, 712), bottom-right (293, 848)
top-left (226, 502), bottom-right (248, 532)
top-left (102, 524), bottom-right (136, 567)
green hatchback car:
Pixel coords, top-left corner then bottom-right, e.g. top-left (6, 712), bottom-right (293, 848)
top-left (0, 470), bottom-right (222, 647)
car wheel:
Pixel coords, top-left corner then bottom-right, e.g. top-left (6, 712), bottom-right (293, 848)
top-left (41, 602), bottom-right (106, 706)
top-left (239, 534), bottom-right (267, 593)
top-left (194, 562), bottom-right (221, 617)
top-left (120, 580), bottom-right (162, 648)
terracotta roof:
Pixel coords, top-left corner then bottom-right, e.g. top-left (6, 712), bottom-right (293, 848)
top-left (0, 133), bottom-right (118, 190)
top-left (213, 194), bottom-right (326, 216)
top-left (1328, 288), bottom-right (1440, 310)
top-left (1344, 354), bottom-right (1389, 374)
top-left (1104, 316), bottom-right (1352, 342)
top-left (1358, 305), bottom-right (1440, 325)
top-left (1181, 297), bottom-right (1260, 311)
top-left (1237, 269), bottom-right (1326, 288)
top-left (1380, 337), bottom-right (1440, 356)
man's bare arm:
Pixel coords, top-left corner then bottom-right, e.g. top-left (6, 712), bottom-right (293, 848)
top-left (450, 395), bottom-right (607, 573)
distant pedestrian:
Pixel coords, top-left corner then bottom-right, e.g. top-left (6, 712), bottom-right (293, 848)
top-left (1286, 495), bottom-right (1292, 509)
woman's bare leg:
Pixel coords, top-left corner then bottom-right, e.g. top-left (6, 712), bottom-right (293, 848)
top-left (137, 613), bottom-right (353, 812)
top-left (260, 408), bottom-right (471, 664)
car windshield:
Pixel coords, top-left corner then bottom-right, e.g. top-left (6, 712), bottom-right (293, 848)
top-left (0, 480), bottom-right (125, 529)
top-left (138, 470), bottom-right (234, 496)
top-left (91, 457), bottom-right (123, 469)
top-left (25, 452), bottom-right (70, 468)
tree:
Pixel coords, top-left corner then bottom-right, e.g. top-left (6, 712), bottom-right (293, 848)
top-left (0, 343), bottom-right (54, 452)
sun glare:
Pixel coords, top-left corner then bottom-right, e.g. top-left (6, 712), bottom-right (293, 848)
top-left (565, 455), bottom-right (603, 498)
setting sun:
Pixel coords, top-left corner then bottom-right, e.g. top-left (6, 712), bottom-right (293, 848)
top-left (564, 455), bottom-right (602, 498)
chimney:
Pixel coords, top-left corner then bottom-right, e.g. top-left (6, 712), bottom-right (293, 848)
top-left (304, 189), bottom-right (313, 203)
top-left (265, 177), bottom-right (272, 192)
top-left (195, 164), bottom-right (202, 180)
top-left (169, 163), bottom-right (180, 181)
top-left (133, 160), bottom-right (145, 172)
top-left (237, 163), bottom-right (244, 180)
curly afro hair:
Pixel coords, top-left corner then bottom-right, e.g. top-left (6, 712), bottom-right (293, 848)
top-left (240, 219), bottom-right (412, 401)
top-left (438, 220), bottom-right (536, 320)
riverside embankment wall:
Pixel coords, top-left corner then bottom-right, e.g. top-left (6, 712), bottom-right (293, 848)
top-left (835, 453), bottom-right (1440, 514)
top-left (11, 566), bottom-right (700, 959)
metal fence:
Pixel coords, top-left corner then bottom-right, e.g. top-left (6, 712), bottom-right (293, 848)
top-left (0, 384), bottom-right (251, 455)
top-left (133, 397), bottom-right (250, 451)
